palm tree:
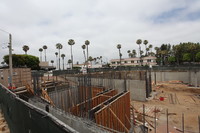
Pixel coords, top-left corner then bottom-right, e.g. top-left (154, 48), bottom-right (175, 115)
top-left (68, 59), bottom-right (72, 69)
top-left (143, 40), bottom-right (148, 56)
top-left (82, 45), bottom-right (86, 64)
top-left (68, 39), bottom-right (75, 69)
top-left (146, 48), bottom-right (150, 56)
top-left (55, 52), bottom-right (58, 69)
top-left (127, 50), bottom-right (131, 58)
top-left (39, 48), bottom-right (43, 61)
top-left (136, 39), bottom-right (142, 65)
top-left (22, 45), bottom-right (29, 55)
top-left (85, 40), bottom-right (90, 66)
top-left (117, 44), bottom-right (122, 65)
top-left (100, 56), bottom-right (103, 65)
top-left (56, 43), bottom-right (63, 70)
top-left (43, 45), bottom-right (48, 62)
top-left (132, 49), bottom-right (137, 57)
top-left (136, 39), bottom-right (142, 57)
top-left (61, 54), bottom-right (65, 70)
top-left (149, 44), bottom-right (153, 56)
top-left (88, 56), bottom-right (93, 67)
top-left (51, 60), bottom-right (54, 66)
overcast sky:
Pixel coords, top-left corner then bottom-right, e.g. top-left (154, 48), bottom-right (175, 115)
top-left (0, 0), bottom-right (200, 66)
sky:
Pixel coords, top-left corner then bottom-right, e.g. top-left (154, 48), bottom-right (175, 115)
top-left (0, 0), bottom-right (200, 66)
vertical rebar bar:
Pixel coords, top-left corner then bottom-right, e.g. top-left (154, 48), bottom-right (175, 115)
top-left (198, 115), bottom-right (200, 133)
top-left (182, 113), bottom-right (184, 133)
top-left (143, 104), bottom-right (145, 132)
top-left (166, 109), bottom-right (169, 133)
top-left (155, 107), bottom-right (156, 133)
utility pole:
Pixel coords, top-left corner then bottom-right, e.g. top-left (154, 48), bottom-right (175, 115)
top-left (8, 34), bottom-right (13, 87)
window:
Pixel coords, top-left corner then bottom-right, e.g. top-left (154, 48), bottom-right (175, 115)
top-left (124, 61), bottom-right (127, 63)
top-left (117, 62), bottom-right (120, 64)
top-left (147, 59), bottom-right (151, 62)
top-left (111, 62), bottom-right (115, 64)
top-left (131, 61), bottom-right (134, 63)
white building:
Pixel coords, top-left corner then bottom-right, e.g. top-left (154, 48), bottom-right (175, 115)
top-left (110, 56), bottom-right (157, 67)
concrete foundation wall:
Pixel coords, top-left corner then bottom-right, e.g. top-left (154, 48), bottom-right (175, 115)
top-left (29, 99), bottom-right (108, 133)
top-left (65, 77), bottom-right (146, 101)
top-left (151, 71), bottom-right (200, 86)
top-left (127, 80), bottom-right (146, 101)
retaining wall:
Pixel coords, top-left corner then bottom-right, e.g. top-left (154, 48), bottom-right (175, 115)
top-left (66, 77), bottom-right (146, 102)
top-left (151, 70), bottom-right (200, 86)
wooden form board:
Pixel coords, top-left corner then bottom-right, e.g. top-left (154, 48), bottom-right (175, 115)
top-left (95, 91), bottom-right (131, 133)
top-left (78, 86), bottom-right (105, 103)
top-left (70, 89), bottom-right (117, 116)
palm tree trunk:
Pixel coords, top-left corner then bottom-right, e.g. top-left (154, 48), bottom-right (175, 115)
top-left (56, 55), bottom-right (58, 69)
top-left (145, 45), bottom-right (147, 56)
top-left (45, 49), bottom-right (47, 62)
top-left (83, 50), bottom-right (86, 64)
top-left (63, 59), bottom-right (64, 70)
top-left (40, 52), bottom-right (42, 62)
top-left (71, 45), bottom-right (73, 69)
top-left (139, 45), bottom-right (142, 66)
top-left (52, 63), bottom-right (53, 66)
top-left (86, 45), bottom-right (89, 68)
top-left (119, 49), bottom-right (121, 66)
top-left (58, 50), bottom-right (60, 70)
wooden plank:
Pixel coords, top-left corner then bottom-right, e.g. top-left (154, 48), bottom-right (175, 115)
top-left (109, 107), bottom-right (129, 133)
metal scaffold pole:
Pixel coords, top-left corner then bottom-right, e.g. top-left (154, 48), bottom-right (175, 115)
top-left (8, 33), bottom-right (13, 87)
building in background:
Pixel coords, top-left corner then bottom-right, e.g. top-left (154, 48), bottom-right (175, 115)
top-left (110, 56), bottom-right (157, 67)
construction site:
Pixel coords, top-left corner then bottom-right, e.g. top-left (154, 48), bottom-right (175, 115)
top-left (0, 67), bottom-right (200, 133)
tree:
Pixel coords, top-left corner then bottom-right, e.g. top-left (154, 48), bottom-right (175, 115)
top-left (183, 53), bottom-right (192, 62)
top-left (61, 54), bottom-right (65, 70)
top-left (68, 59), bottom-right (72, 69)
top-left (196, 52), bottom-right (200, 61)
top-left (132, 50), bottom-right (137, 57)
top-left (168, 56), bottom-right (176, 65)
top-left (43, 45), bottom-right (48, 62)
top-left (22, 45), bottom-right (29, 55)
top-left (100, 56), bottom-right (103, 64)
top-left (85, 40), bottom-right (90, 65)
top-left (55, 52), bottom-right (58, 69)
top-left (4, 54), bottom-right (39, 70)
top-left (127, 50), bottom-right (131, 57)
top-left (146, 48), bottom-right (150, 56)
top-left (51, 60), bottom-right (54, 66)
top-left (56, 43), bottom-right (63, 70)
top-left (143, 40), bottom-right (148, 56)
top-left (82, 45), bottom-right (86, 64)
top-left (149, 44), bottom-right (153, 55)
top-left (117, 44), bottom-right (122, 65)
top-left (136, 39), bottom-right (142, 56)
top-left (39, 48), bottom-right (43, 61)
top-left (68, 39), bottom-right (75, 69)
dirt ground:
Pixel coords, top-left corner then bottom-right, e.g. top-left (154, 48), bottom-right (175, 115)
top-left (131, 81), bottom-right (200, 133)
top-left (0, 110), bottom-right (9, 133)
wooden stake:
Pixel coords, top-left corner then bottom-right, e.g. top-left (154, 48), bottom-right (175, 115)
top-left (182, 113), bottom-right (184, 133)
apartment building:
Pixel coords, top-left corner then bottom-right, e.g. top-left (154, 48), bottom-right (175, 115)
top-left (110, 56), bottom-right (157, 67)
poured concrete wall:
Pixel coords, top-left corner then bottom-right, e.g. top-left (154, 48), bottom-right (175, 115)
top-left (151, 71), bottom-right (200, 87)
top-left (65, 77), bottom-right (146, 101)
top-left (127, 80), bottom-right (146, 101)
top-left (28, 99), bottom-right (108, 133)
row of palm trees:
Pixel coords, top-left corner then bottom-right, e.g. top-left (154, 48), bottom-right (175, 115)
top-left (54, 40), bottom-right (90, 70)
top-left (116, 39), bottom-right (154, 65)
top-left (22, 39), bottom-right (90, 70)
